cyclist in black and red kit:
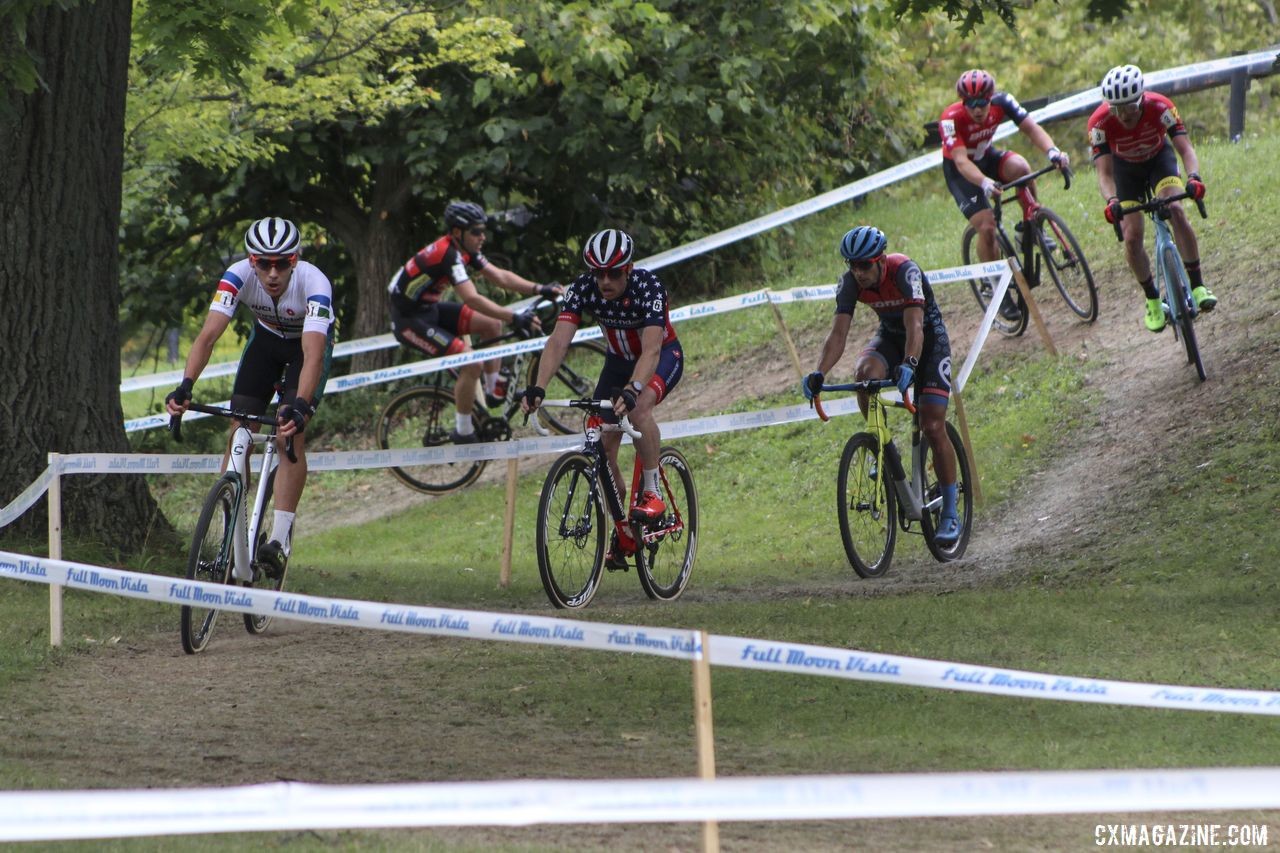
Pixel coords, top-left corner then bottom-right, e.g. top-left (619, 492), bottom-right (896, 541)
top-left (802, 226), bottom-right (961, 544)
top-left (521, 229), bottom-right (684, 570)
top-left (388, 201), bottom-right (563, 443)
top-left (941, 69), bottom-right (1070, 314)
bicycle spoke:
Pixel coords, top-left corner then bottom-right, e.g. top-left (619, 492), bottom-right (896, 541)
top-left (635, 448), bottom-right (698, 601)
top-left (838, 434), bottom-right (895, 578)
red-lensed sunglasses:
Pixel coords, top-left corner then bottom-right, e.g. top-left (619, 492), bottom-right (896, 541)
top-left (252, 255), bottom-right (296, 272)
top-left (847, 257), bottom-right (882, 272)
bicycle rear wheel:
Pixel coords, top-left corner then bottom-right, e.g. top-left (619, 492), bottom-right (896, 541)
top-left (1034, 208), bottom-right (1098, 322)
top-left (962, 226), bottom-right (1027, 337)
top-left (245, 465), bottom-right (284, 635)
top-left (528, 338), bottom-right (608, 435)
top-left (181, 475), bottom-right (237, 654)
top-left (920, 421), bottom-right (973, 562)
top-left (377, 385), bottom-right (486, 494)
top-left (1162, 246), bottom-right (1206, 382)
top-left (634, 448), bottom-right (698, 601)
top-left (837, 433), bottom-right (896, 578)
top-left (536, 452), bottom-right (606, 609)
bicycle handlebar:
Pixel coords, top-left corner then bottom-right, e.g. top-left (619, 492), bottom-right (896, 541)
top-left (1109, 191), bottom-right (1208, 242)
top-left (169, 402), bottom-right (297, 464)
top-left (532, 398), bottom-right (642, 439)
top-left (995, 161), bottom-right (1072, 198)
top-left (812, 379), bottom-right (915, 422)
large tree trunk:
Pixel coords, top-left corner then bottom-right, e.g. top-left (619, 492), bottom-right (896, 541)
top-left (0, 0), bottom-right (162, 554)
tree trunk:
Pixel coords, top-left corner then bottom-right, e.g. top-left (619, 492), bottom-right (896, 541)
top-left (0, 0), bottom-right (163, 554)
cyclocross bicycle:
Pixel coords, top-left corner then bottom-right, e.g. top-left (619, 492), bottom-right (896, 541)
top-left (962, 163), bottom-right (1097, 336)
top-left (169, 402), bottom-right (294, 654)
top-left (376, 296), bottom-right (607, 494)
top-left (533, 399), bottom-right (698, 609)
top-left (814, 380), bottom-right (973, 577)
top-left (1111, 189), bottom-right (1209, 382)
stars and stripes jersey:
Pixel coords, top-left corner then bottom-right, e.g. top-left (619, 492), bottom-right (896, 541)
top-left (939, 92), bottom-right (1030, 161)
top-left (834, 254), bottom-right (947, 341)
top-left (388, 235), bottom-right (489, 311)
top-left (211, 258), bottom-right (334, 339)
top-left (559, 268), bottom-right (678, 360)
top-left (1087, 92), bottom-right (1186, 163)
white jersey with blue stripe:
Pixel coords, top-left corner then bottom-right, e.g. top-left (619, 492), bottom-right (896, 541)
top-left (211, 259), bottom-right (334, 339)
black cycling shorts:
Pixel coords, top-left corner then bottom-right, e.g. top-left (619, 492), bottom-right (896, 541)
top-left (1111, 142), bottom-right (1179, 203)
top-left (591, 341), bottom-right (684, 421)
top-left (859, 333), bottom-right (952, 407)
top-left (231, 324), bottom-right (335, 415)
top-left (390, 300), bottom-right (474, 357)
top-left (943, 148), bottom-right (1013, 219)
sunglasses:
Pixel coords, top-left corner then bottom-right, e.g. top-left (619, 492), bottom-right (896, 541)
top-left (467, 226), bottom-right (487, 236)
top-left (848, 258), bottom-right (880, 272)
top-left (252, 255), bottom-right (295, 272)
top-left (593, 267), bottom-right (627, 281)
top-left (964, 98), bottom-right (991, 109)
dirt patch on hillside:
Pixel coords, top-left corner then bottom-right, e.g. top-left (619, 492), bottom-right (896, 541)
top-left (4, 263), bottom-right (1274, 850)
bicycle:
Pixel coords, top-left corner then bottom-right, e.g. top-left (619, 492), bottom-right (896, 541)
top-left (532, 399), bottom-right (698, 609)
top-left (1110, 189), bottom-right (1209, 382)
top-left (169, 402), bottom-right (295, 654)
top-left (813, 380), bottom-right (973, 577)
top-left (962, 163), bottom-right (1098, 337)
top-left (376, 297), bottom-right (607, 494)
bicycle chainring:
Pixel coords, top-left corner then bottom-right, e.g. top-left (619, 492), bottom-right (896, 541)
top-left (477, 418), bottom-right (513, 443)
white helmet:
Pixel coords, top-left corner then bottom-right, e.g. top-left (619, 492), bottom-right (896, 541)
top-left (244, 217), bottom-right (301, 256)
top-left (1101, 64), bottom-right (1144, 106)
top-left (582, 229), bottom-right (634, 270)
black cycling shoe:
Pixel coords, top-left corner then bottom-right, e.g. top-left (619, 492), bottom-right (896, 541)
top-left (258, 540), bottom-right (288, 580)
top-left (449, 429), bottom-right (480, 444)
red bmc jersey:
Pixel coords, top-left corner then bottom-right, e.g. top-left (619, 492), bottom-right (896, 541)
top-left (939, 92), bottom-right (1030, 161)
top-left (1087, 92), bottom-right (1187, 163)
top-left (388, 235), bottom-right (488, 310)
top-left (835, 254), bottom-right (947, 341)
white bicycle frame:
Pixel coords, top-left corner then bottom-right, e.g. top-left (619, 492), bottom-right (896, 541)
top-left (227, 425), bottom-right (280, 581)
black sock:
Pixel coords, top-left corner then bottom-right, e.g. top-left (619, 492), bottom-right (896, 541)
top-left (1140, 277), bottom-right (1158, 300)
top-left (1185, 260), bottom-right (1204, 289)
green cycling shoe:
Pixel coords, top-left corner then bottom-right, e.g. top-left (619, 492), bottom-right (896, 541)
top-left (1192, 285), bottom-right (1217, 312)
top-left (1144, 297), bottom-right (1167, 333)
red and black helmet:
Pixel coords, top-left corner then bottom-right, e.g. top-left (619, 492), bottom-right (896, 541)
top-left (956, 69), bottom-right (996, 101)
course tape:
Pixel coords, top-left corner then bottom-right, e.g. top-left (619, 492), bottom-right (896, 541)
top-left (4, 549), bottom-right (1280, 718)
top-left (2, 767), bottom-right (1278, 841)
top-left (0, 465), bottom-right (54, 529)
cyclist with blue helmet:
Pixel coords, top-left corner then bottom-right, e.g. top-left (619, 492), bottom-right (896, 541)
top-left (803, 226), bottom-right (961, 544)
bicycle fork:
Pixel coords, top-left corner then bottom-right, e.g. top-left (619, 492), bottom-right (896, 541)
top-left (228, 427), bottom-right (254, 581)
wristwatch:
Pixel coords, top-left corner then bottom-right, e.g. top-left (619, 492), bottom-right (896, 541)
top-left (628, 380), bottom-right (645, 395)
top-left (904, 356), bottom-right (919, 369)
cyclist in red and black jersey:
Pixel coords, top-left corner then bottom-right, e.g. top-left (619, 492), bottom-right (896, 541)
top-left (521, 228), bottom-right (684, 570)
top-left (941, 70), bottom-right (1070, 273)
top-left (1088, 64), bottom-right (1217, 333)
top-left (802, 226), bottom-right (961, 544)
top-left (387, 200), bottom-right (563, 442)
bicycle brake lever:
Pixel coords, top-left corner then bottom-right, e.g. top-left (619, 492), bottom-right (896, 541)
top-left (169, 415), bottom-right (183, 442)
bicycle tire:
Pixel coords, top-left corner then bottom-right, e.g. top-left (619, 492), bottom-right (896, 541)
top-left (377, 385), bottom-right (486, 494)
top-left (962, 225), bottom-right (1027, 337)
top-left (536, 452), bottom-right (606, 609)
top-left (634, 447), bottom-right (698, 601)
top-left (1161, 245), bottom-right (1206, 381)
top-left (244, 465), bottom-right (284, 635)
top-left (528, 338), bottom-right (608, 435)
top-left (1034, 208), bottom-right (1098, 322)
top-left (181, 475), bottom-right (238, 654)
top-left (920, 421), bottom-right (974, 562)
top-left (837, 433), bottom-right (896, 578)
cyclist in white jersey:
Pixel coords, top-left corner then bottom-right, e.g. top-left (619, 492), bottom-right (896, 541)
top-left (166, 217), bottom-right (335, 577)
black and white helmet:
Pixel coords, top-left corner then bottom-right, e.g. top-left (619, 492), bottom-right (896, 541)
top-left (1101, 64), bottom-right (1144, 106)
top-left (244, 217), bottom-right (300, 256)
top-left (582, 229), bottom-right (634, 270)
top-left (444, 201), bottom-right (486, 230)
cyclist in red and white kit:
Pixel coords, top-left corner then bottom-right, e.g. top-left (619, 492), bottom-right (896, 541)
top-left (940, 70), bottom-right (1070, 280)
top-left (166, 217), bottom-right (335, 578)
top-left (388, 201), bottom-right (563, 443)
top-left (1088, 64), bottom-right (1216, 332)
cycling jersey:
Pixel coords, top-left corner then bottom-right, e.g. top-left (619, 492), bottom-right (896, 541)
top-left (1087, 92), bottom-right (1186, 163)
top-left (559, 268), bottom-right (678, 360)
top-left (834, 254), bottom-right (948, 342)
top-left (388, 235), bottom-right (489, 312)
top-left (213, 258), bottom-right (334, 339)
top-left (939, 92), bottom-right (1030, 161)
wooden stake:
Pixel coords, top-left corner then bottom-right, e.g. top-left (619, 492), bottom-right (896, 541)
top-left (499, 458), bottom-right (519, 588)
top-left (951, 391), bottom-right (983, 506)
top-left (692, 629), bottom-right (719, 852)
top-left (47, 453), bottom-right (63, 648)
top-left (768, 300), bottom-right (806, 382)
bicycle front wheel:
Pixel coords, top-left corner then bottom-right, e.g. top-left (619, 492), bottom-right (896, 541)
top-left (1034, 208), bottom-right (1097, 322)
top-left (377, 386), bottom-right (486, 494)
top-left (837, 434), bottom-right (896, 578)
top-left (528, 337), bottom-right (608, 435)
top-left (181, 475), bottom-right (238, 654)
top-left (536, 452), bottom-right (606, 609)
top-left (962, 225), bottom-right (1027, 337)
top-left (920, 421), bottom-right (974, 562)
top-left (244, 465), bottom-right (283, 636)
top-left (634, 447), bottom-right (698, 602)
top-left (1162, 245), bottom-right (1206, 381)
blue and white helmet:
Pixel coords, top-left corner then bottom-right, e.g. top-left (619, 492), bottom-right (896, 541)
top-left (1101, 64), bottom-right (1144, 106)
top-left (839, 226), bottom-right (887, 262)
top-left (244, 217), bottom-right (300, 256)
top-left (583, 229), bottom-right (634, 269)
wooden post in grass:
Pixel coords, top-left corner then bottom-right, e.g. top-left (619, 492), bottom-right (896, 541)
top-left (1011, 264), bottom-right (1058, 356)
top-left (692, 629), bottom-right (719, 852)
top-left (47, 453), bottom-right (63, 647)
top-left (768, 300), bottom-right (806, 382)
top-left (950, 391), bottom-right (983, 506)
top-left (499, 458), bottom-right (519, 588)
